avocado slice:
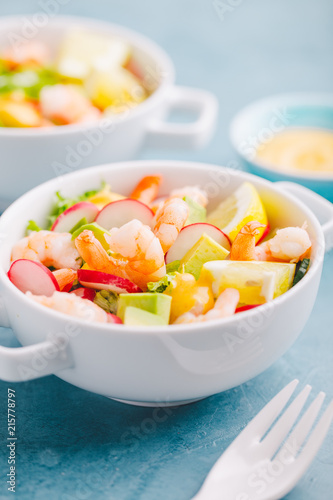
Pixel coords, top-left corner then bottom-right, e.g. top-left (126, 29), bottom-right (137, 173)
top-left (180, 233), bottom-right (229, 279)
top-left (183, 196), bottom-right (206, 226)
top-left (124, 306), bottom-right (166, 326)
top-left (117, 293), bottom-right (172, 324)
top-left (72, 222), bottom-right (111, 250)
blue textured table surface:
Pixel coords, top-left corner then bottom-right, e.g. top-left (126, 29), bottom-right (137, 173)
top-left (0, 1), bottom-right (333, 499)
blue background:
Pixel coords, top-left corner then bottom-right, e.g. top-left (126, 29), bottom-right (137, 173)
top-left (0, 1), bottom-right (333, 499)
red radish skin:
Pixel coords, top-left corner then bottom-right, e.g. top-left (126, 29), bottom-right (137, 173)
top-left (62, 281), bottom-right (75, 293)
top-left (70, 287), bottom-right (96, 302)
top-left (257, 223), bottom-right (271, 245)
top-left (165, 223), bottom-right (231, 264)
top-left (236, 305), bottom-right (261, 313)
top-left (8, 259), bottom-right (60, 296)
top-left (51, 202), bottom-right (99, 232)
top-left (77, 269), bottom-right (142, 294)
top-left (95, 199), bottom-right (154, 230)
top-left (107, 313), bottom-right (123, 324)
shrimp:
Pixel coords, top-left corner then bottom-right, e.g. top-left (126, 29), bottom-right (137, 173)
top-left (230, 221), bottom-right (312, 263)
top-left (27, 291), bottom-right (109, 323)
top-left (1, 41), bottom-right (50, 69)
top-left (11, 231), bottom-right (82, 270)
top-left (130, 175), bottom-right (162, 205)
top-left (150, 196), bottom-right (167, 214)
top-left (174, 288), bottom-right (240, 324)
top-left (153, 198), bottom-right (189, 253)
top-left (230, 221), bottom-right (265, 261)
top-left (39, 84), bottom-right (101, 125)
top-left (169, 186), bottom-right (208, 207)
top-left (52, 268), bottom-right (77, 291)
top-left (75, 220), bottom-right (166, 290)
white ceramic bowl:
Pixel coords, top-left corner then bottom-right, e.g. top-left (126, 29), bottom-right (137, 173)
top-left (0, 16), bottom-right (218, 209)
top-left (230, 93), bottom-right (333, 201)
top-left (0, 161), bottom-right (333, 406)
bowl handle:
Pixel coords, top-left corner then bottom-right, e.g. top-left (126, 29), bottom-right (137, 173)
top-left (145, 85), bottom-right (218, 149)
top-left (0, 294), bottom-right (73, 382)
top-left (0, 337), bottom-right (73, 382)
top-left (276, 181), bottom-right (333, 252)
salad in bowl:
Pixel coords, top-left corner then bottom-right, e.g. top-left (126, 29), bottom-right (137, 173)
top-left (0, 161), bottom-right (331, 404)
top-left (7, 173), bottom-right (312, 327)
top-left (0, 30), bottom-right (148, 128)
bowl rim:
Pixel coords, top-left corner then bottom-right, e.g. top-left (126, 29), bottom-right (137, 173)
top-left (0, 160), bottom-right (325, 334)
top-left (0, 14), bottom-right (175, 137)
top-left (229, 92), bottom-right (333, 182)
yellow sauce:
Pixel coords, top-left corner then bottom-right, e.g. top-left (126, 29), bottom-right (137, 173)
top-left (256, 128), bottom-right (333, 174)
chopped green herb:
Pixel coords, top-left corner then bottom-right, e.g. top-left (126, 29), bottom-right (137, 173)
top-left (94, 290), bottom-right (118, 314)
top-left (26, 220), bottom-right (43, 234)
top-left (292, 259), bottom-right (310, 286)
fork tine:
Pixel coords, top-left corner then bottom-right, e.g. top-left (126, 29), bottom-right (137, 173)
top-left (260, 384), bottom-right (312, 458)
top-left (296, 399), bottom-right (333, 469)
top-left (240, 379), bottom-right (299, 440)
top-left (277, 391), bottom-right (326, 461)
top-left (276, 400), bottom-right (333, 498)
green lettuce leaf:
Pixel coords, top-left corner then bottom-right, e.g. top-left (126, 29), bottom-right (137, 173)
top-left (46, 184), bottom-right (107, 229)
top-left (26, 220), bottom-right (43, 234)
top-left (165, 260), bottom-right (180, 273)
top-left (94, 290), bottom-right (118, 315)
top-left (147, 273), bottom-right (176, 293)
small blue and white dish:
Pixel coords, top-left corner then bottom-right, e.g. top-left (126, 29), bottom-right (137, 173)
top-left (230, 93), bottom-right (333, 202)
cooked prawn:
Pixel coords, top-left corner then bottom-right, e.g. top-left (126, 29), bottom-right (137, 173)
top-left (174, 288), bottom-right (240, 324)
top-left (169, 186), bottom-right (208, 207)
top-left (52, 268), bottom-right (77, 291)
top-left (27, 291), bottom-right (109, 323)
top-left (150, 196), bottom-right (167, 214)
top-left (230, 221), bottom-right (312, 263)
top-left (1, 41), bottom-right (50, 69)
top-left (153, 198), bottom-right (189, 253)
top-left (11, 231), bottom-right (82, 270)
top-left (75, 221), bottom-right (166, 290)
top-left (130, 175), bottom-right (162, 205)
top-left (39, 84), bottom-right (101, 125)
top-left (230, 221), bottom-right (265, 261)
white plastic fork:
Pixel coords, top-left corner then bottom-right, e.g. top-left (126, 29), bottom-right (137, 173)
top-left (192, 380), bottom-right (333, 500)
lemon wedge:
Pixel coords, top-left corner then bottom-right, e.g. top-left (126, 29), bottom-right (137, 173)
top-left (0, 98), bottom-right (42, 127)
top-left (88, 187), bottom-right (125, 210)
top-left (200, 260), bottom-right (296, 305)
top-left (85, 67), bottom-right (147, 111)
top-left (207, 182), bottom-right (268, 242)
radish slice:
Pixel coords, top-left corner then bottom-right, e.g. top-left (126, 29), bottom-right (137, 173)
top-left (95, 199), bottom-right (154, 229)
top-left (236, 304), bottom-right (261, 313)
top-left (77, 269), bottom-right (142, 294)
top-left (8, 259), bottom-right (60, 296)
top-left (70, 287), bottom-right (96, 301)
top-left (165, 223), bottom-right (231, 264)
top-left (51, 202), bottom-right (99, 232)
top-left (62, 281), bottom-right (75, 293)
top-left (107, 313), bottom-right (123, 324)
top-left (257, 223), bottom-right (270, 245)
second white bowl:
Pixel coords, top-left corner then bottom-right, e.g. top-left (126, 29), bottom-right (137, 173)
top-left (0, 16), bottom-right (218, 208)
